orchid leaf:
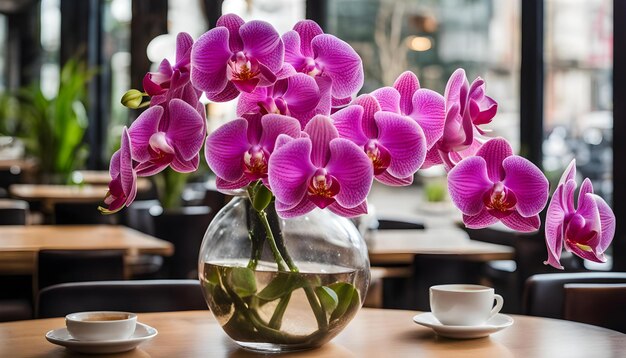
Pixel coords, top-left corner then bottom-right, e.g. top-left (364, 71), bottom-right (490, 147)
top-left (328, 282), bottom-right (360, 322)
top-left (228, 267), bottom-right (257, 297)
top-left (315, 286), bottom-right (338, 314)
top-left (256, 272), bottom-right (305, 301)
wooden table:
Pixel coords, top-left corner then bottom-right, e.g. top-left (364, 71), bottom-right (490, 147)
top-left (0, 225), bottom-right (173, 275)
top-left (367, 229), bottom-right (515, 309)
top-left (0, 158), bottom-right (36, 172)
top-left (368, 228), bottom-right (514, 265)
top-left (72, 170), bottom-right (152, 188)
top-left (0, 309), bottom-right (623, 357)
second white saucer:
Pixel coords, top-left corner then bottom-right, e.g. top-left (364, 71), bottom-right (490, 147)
top-left (45, 322), bottom-right (157, 354)
top-left (413, 312), bottom-right (514, 339)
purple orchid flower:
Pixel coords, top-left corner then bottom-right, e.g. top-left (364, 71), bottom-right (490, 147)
top-left (544, 160), bottom-right (615, 269)
top-left (282, 20), bottom-right (363, 107)
top-left (205, 113), bottom-right (301, 190)
top-left (370, 71), bottom-right (446, 150)
top-left (424, 68), bottom-right (498, 170)
top-left (236, 73), bottom-right (328, 128)
top-left (100, 127), bottom-right (137, 214)
top-left (144, 32), bottom-right (194, 101)
top-left (128, 98), bottom-right (206, 176)
top-left (447, 138), bottom-right (549, 232)
top-left (268, 115), bottom-right (373, 218)
top-left (191, 14), bottom-right (284, 102)
top-left (332, 98), bottom-right (426, 186)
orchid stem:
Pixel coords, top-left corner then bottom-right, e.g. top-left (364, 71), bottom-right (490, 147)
top-left (257, 210), bottom-right (288, 272)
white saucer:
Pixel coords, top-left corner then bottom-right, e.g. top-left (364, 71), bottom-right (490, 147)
top-left (413, 312), bottom-right (513, 339)
top-left (45, 322), bottom-right (157, 354)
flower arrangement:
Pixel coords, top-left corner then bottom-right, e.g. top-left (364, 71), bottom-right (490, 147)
top-left (100, 13), bottom-right (616, 348)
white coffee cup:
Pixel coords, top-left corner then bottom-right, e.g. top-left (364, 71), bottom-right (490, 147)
top-left (429, 284), bottom-right (504, 326)
top-left (66, 311), bottom-right (137, 341)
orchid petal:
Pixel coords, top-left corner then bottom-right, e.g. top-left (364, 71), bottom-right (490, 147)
top-left (275, 197), bottom-right (316, 218)
top-left (283, 73), bottom-right (322, 123)
top-left (268, 137), bottom-right (316, 207)
top-left (500, 212), bottom-right (541, 232)
top-left (293, 20), bottom-right (324, 57)
top-left (563, 179), bottom-right (577, 214)
top-left (216, 13), bottom-right (244, 52)
top-left (240, 20), bottom-right (283, 72)
top-left (578, 178), bottom-right (594, 206)
top-left (304, 115), bottom-right (339, 167)
top-left (128, 106), bottom-right (163, 162)
top-left (312, 34), bottom-right (363, 98)
top-left (393, 71), bottom-right (420, 115)
top-left (236, 86), bottom-right (268, 117)
top-left (170, 153), bottom-right (200, 173)
top-left (502, 155), bottom-right (549, 217)
top-left (135, 160), bottom-right (169, 177)
top-left (353, 94), bottom-right (380, 139)
top-left (328, 200), bottom-right (368, 218)
top-left (205, 82), bottom-right (240, 102)
top-left (371, 87), bottom-right (401, 113)
top-left (463, 208), bottom-right (499, 229)
top-left (421, 147), bottom-right (444, 169)
top-left (166, 99), bottom-right (205, 161)
top-left (191, 27), bottom-right (231, 94)
top-left (109, 150), bottom-right (121, 180)
top-left (559, 159), bottom-right (577, 185)
top-left (375, 172), bottom-right (414, 186)
top-left (119, 128), bottom-right (135, 201)
top-left (375, 111), bottom-right (426, 178)
top-left (282, 30), bottom-right (306, 70)
top-left (216, 175), bottom-right (251, 191)
top-left (410, 89), bottom-right (446, 149)
top-left (259, 114), bottom-right (302, 152)
top-left (591, 194), bottom-right (616, 252)
top-left (444, 68), bottom-right (469, 112)
top-left (476, 138), bottom-right (513, 183)
top-left (175, 32), bottom-right (194, 68)
top-left (326, 138), bottom-right (373, 208)
top-left (576, 192), bottom-right (602, 240)
top-left (447, 156), bottom-right (492, 216)
top-left (205, 118), bottom-right (249, 181)
top-left (544, 185), bottom-right (566, 269)
top-left (332, 105), bottom-right (368, 146)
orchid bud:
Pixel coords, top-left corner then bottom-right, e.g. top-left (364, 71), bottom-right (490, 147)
top-left (121, 89), bottom-right (147, 109)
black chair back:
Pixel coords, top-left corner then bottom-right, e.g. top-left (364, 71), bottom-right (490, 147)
top-left (54, 202), bottom-right (119, 225)
top-left (151, 206), bottom-right (212, 279)
top-left (37, 280), bottom-right (207, 318)
top-left (37, 250), bottom-right (125, 291)
top-left (0, 199), bottom-right (28, 225)
top-left (122, 199), bottom-right (160, 235)
top-left (523, 272), bottom-right (626, 319)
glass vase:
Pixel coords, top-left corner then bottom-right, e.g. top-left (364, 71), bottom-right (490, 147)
top-left (198, 196), bottom-right (370, 352)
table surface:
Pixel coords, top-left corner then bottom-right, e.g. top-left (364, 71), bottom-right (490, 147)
top-left (0, 158), bottom-right (36, 171)
top-left (368, 229), bottom-right (514, 265)
top-left (0, 309), bottom-right (623, 357)
top-left (0, 225), bottom-right (173, 275)
top-left (9, 182), bottom-right (152, 202)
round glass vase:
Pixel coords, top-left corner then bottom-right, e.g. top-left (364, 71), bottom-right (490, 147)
top-left (198, 196), bottom-right (370, 353)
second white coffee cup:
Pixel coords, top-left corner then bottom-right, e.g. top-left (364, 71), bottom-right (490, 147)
top-left (429, 284), bottom-right (503, 326)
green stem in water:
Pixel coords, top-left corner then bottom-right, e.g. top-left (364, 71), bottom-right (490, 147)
top-left (268, 292), bottom-right (291, 329)
top-left (257, 210), bottom-right (288, 272)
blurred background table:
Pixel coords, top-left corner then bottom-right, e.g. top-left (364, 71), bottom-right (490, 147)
top-left (0, 225), bottom-right (173, 275)
top-left (1, 309), bottom-right (623, 357)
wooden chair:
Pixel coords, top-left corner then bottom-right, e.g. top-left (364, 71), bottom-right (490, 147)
top-left (0, 199), bottom-right (28, 225)
top-left (563, 283), bottom-right (626, 333)
top-left (37, 280), bottom-right (207, 318)
top-left (523, 272), bottom-right (626, 319)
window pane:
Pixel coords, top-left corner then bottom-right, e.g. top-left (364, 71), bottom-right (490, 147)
top-left (326, 0), bottom-right (521, 150)
top-left (544, 0), bottom-right (613, 203)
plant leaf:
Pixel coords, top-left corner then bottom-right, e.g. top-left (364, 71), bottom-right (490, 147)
top-left (256, 272), bottom-right (306, 301)
top-left (227, 267), bottom-right (257, 298)
top-left (329, 282), bottom-right (360, 322)
top-left (315, 286), bottom-right (339, 314)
